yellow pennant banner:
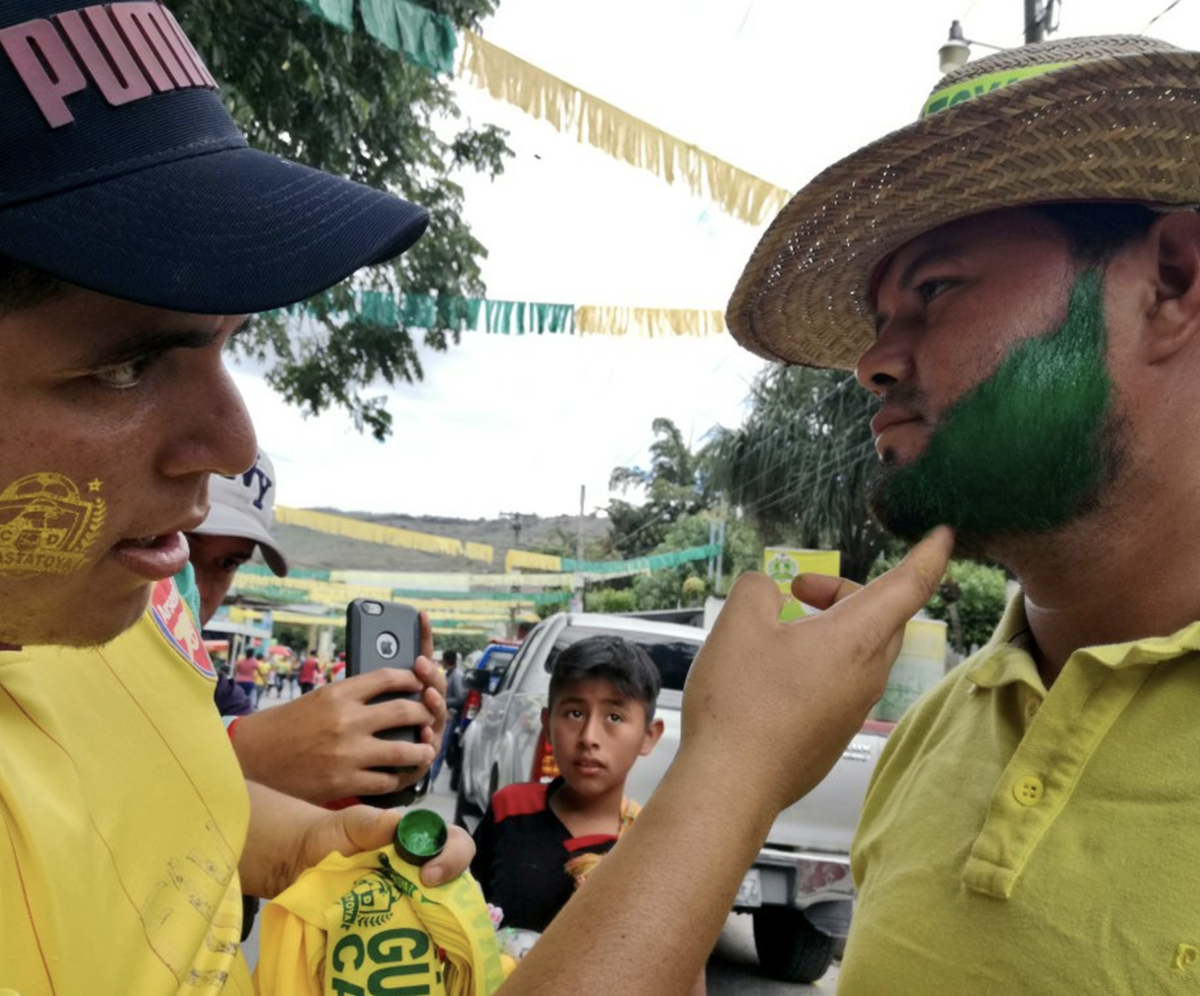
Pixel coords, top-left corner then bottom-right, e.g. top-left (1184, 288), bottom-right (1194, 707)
top-left (504, 549), bottom-right (563, 573)
top-left (276, 507), bottom-right (494, 564)
top-left (458, 31), bottom-right (792, 228)
top-left (575, 306), bottom-right (727, 338)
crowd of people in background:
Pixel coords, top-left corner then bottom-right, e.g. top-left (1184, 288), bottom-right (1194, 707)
top-left (217, 644), bottom-right (348, 703)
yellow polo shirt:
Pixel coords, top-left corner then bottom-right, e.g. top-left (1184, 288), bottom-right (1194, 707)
top-left (840, 595), bottom-right (1200, 994)
top-left (0, 579), bottom-right (252, 994)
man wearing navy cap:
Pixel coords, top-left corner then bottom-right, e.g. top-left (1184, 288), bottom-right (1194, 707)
top-left (0, 3), bottom-right (470, 990)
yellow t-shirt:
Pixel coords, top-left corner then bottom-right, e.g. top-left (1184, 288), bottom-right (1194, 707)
top-left (841, 595), bottom-right (1200, 995)
top-left (0, 578), bottom-right (253, 994)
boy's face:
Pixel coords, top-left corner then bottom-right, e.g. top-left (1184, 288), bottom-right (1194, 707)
top-left (0, 284), bottom-right (256, 646)
top-left (542, 677), bottom-right (664, 800)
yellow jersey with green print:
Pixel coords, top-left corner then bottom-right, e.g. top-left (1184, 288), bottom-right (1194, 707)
top-left (0, 578), bottom-right (252, 994)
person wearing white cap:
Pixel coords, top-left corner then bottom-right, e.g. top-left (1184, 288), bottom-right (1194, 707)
top-left (502, 34), bottom-right (1200, 996)
top-left (184, 451), bottom-right (447, 810)
top-left (188, 449), bottom-right (290, 626)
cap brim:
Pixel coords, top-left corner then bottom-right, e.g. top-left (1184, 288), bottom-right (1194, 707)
top-left (726, 48), bottom-right (1200, 369)
top-left (192, 503), bottom-right (289, 577)
top-left (0, 146), bottom-right (428, 314)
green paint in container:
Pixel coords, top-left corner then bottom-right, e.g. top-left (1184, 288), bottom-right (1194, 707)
top-left (395, 809), bottom-right (448, 865)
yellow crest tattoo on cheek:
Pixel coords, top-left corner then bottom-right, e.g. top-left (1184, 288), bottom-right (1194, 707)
top-left (0, 472), bottom-right (107, 575)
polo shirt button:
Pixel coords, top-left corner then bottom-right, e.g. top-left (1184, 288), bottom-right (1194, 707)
top-left (1013, 776), bottom-right (1044, 806)
top-left (1025, 700), bottom-right (1040, 721)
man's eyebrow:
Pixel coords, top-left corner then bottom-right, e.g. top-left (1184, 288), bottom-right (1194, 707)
top-left (873, 243), bottom-right (965, 334)
top-left (896, 243), bottom-right (965, 292)
top-left (83, 318), bottom-right (252, 367)
top-left (558, 695), bottom-right (631, 708)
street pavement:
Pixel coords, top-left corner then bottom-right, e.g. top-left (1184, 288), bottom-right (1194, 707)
top-left (242, 688), bottom-right (840, 992)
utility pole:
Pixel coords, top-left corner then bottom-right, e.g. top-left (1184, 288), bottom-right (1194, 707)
top-left (715, 518), bottom-right (726, 593)
top-left (576, 485), bottom-right (585, 562)
top-left (1024, 0), bottom-right (1047, 44)
top-left (500, 511), bottom-right (531, 549)
top-left (572, 485), bottom-right (585, 614)
top-left (939, 1), bottom-right (1056, 73)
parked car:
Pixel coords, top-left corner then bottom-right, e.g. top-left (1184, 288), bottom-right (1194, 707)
top-left (446, 640), bottom-right (519, 790)
top-left (455, 610), bottom-right (893, 984)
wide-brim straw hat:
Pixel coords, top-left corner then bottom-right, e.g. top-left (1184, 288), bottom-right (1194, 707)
top-left (726, 35), bottom-right (1200, 370)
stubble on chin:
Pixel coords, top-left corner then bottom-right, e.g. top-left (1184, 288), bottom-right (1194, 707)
top-left (0, 582), bottom-right (151, 649)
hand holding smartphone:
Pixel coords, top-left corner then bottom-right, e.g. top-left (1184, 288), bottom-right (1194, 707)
top-left (345, 598), bottom-right (424, 808)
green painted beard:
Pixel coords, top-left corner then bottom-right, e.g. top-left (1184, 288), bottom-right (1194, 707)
top-left (868, 269), bottom-right (1123, 545)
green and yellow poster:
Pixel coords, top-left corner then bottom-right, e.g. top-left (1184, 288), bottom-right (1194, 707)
top-left (763, 547), bottom-right (841, 621)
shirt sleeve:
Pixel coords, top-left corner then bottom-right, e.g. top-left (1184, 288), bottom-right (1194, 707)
top-left (447, 670), bottom-right (466, 712)
top-left (213, 674), bottom-right (253, 717)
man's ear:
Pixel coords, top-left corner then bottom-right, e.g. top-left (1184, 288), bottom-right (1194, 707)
top-left (1140, 210), bottom-right (1200, 363)
top-left (541, 707), bottom-right (551, 748)
top-left (640, 717), bottom-right (666, 756)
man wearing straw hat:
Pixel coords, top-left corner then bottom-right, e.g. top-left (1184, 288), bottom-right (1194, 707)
top-left (723, 33), bottom-right (1200, 994)
top-left (498, 34), bottom-right (1200, 996)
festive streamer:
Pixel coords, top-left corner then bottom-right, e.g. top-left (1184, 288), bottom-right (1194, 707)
top-left (457, 31), bottom-right (792, 227)
top-left (575, 306), bottom-right (726, 338)
top-left (241, 607), bottom-right (519, 635)
top-left (291, 290), bottom-right (728, 338)
top-left (295, 0), bottom-right (456, 72)
top-left (241, 565), bottom-right (576, 604)
top-left (337, 569), bottom-right (580, 590)
top-left (275, 507), bottom-right (494, 564)
top-left (234, 571), bottom-right (559, 617)
top-left (505, 549), bottom-right (563, 573)
top-left (563, 543), bottom-right (721, 575)
top-left (288, 1), bottom-right (790, 226)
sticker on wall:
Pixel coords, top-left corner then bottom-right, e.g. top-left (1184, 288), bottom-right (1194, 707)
top-left (0, 472), bottom-right (106, 574)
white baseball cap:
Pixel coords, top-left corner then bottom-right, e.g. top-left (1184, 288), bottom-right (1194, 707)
top-left (192, 451), bottom-right (289, 577)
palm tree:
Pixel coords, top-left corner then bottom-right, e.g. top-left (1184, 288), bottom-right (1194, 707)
top-left (608, 417), bottom-right (711, 558)
top-left (705, 367), bottom-right (885, 582)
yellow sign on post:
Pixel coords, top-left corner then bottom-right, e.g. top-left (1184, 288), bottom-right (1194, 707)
top-left (763, 547), bottom-right (842, 621)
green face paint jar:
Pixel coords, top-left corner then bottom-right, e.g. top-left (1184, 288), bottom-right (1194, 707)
top-left (395, 809), bottom-right (448, 865)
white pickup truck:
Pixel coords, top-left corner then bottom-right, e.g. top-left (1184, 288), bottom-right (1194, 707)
top-left (454, 610), bottom-right (892, 984)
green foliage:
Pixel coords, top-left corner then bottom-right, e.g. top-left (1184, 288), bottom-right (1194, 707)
top-left (706, 368), bottom-right (884, 582)
top-left (630, 513), bottom-right (761, 610)
top-left (272, 623), bottom-right (311, 653)
top-left (609, 418), bottom-right (712, 557)
top-left (585, 588), bottom-right (637, 614)
top-left (929, 560), bottom-right (1009, 652)
top-left (870, 555), bottom-right (1008, 653)
top-left (435, 632), bottom-right (491, 656)
top-left (536, 593), bottom-right (571, 620)
top-left (174, 0), bottom-right (511, 439)
top-left (532, 527), bottom-right (610, 563)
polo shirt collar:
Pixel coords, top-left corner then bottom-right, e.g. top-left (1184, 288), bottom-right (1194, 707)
top-left (967, 591), bottom-right (1200, 693)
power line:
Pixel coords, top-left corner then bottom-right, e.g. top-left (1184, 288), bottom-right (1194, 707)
top-left (1142, 0), bottom-right (1185, 32)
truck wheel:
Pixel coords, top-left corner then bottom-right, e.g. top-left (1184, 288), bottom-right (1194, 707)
top-left (752, 907), bottom-right (836, 984)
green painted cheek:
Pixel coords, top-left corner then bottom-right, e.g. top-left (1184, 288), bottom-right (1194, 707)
top-left (874, 269), bottom-right (1113, 540)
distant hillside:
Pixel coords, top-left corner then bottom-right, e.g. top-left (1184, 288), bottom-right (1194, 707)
top-left (273, 510), bottom-right (611, 573)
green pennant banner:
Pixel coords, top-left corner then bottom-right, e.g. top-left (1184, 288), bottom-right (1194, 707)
top-left (563, 544), bottom-right (721, 575)
top-left (295, 0), bottom-right (456, 73)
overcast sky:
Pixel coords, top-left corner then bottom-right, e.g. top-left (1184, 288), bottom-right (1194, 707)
top-left (234, 0), bottom-right (1200, 521)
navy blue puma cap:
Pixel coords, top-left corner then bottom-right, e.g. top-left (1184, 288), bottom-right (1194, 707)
top-left (0, 1), bottom-right (429, 313)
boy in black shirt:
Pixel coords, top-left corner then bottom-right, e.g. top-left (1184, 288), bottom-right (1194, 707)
top-left (472, 634), bottom-right (709, 992)
top-left (472, 635), bottom-right (663, 931)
